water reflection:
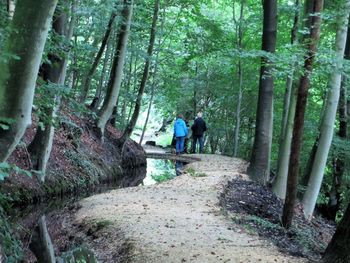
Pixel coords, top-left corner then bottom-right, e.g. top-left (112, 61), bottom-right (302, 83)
top-left (144, 159), bottom-right (175, 184)
top-left (144, 159), bottom-right (187, 185)
top-left (29, 216), bottom-right (55, 263)
top-left (29, 215), bottom-right (98, 263)
top-left (175, 161), bottom-right (185, 176)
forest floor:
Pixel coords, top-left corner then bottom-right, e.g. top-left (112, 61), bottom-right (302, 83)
top-left (72, 153), bottom-right (333, 262)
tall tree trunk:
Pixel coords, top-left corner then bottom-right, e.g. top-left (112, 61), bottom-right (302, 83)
top-left (273, 83), bottom-right (298, 199)
top-left (97, 0), bottom-right (133, 137)
top-left (321, 18), bottom-right (350, 221)
top-left (300, 136), bottom-right (319, 189)
top-left (302, 1), bottom-right (350, 219)
top-left (120, 52), bottom-right (135, 127)
top-left (61, 0), bottom-right (76, 84)
top-left (0, 0), bottom-right (58, 162)
top-left (139, 4), bottom-right (165, 145)
top-left (80, 11), bottom-right (117, 103)
top-left (7, 0), bottom-right (15, 19)
top-left (246, 0), bottom-right (277, 184)
top-left (326, 78), bottom-right (349, 221)
top-left (273, 0), bottom-right (300, 200)
top-left (90, 30), bottom-right (114, 110)
top-left (322, 201), bottom-right (350, 262)
top-left (122, 0), bottom-right (160, 140)
top-left (28, 4), bottom-right (69, 182)
top-left (139, 74), bottom-right (156, 145)
top-left (233, 0), bottom-right (244, 157)
top-left (29, 216), bottom-right (56, 263)
top-left (282, 0), bottom-right (324, 228)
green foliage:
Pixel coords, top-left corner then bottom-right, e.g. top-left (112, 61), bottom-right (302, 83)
top-left (151, 170), bottom-right (175, 183)
top-left (0, 117), bottom-right (16, 131)
top-left (0, 163), bottom-right (31, 181)
top-left (60, 247), bottom-right (98, 263)
top-left (0, 207), bottom-right (23, 262)
top-left (155, 132), bottom-right (173, 147)
top-left (148, 159), bottom-right (176, 183)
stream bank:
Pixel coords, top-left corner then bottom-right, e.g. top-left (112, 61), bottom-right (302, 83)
top-left (0, 111), bottom-right (147, 261)
top-left (0, 112), bottom-right (147, 207)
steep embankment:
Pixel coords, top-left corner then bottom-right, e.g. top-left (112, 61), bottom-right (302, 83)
top-left (74, 154), bottom-right (306, 262)
top-left (0, 109), bottom-right (146, 206)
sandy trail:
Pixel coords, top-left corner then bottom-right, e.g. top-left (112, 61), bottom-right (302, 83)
top-left (75, 154), bottom-right (306, 262)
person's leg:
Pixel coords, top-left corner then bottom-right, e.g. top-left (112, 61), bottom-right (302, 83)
top-left (192, 136), bottom-right (197, 153)
top-left (176, 137), bottom-right (181, 154)
top-left (179, 136), bottom-right (185, 153)
top-left (198, 136), bottom-right (204, 153)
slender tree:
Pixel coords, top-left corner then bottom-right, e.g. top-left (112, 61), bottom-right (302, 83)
top-left (273, 0), bottom-right (300, 200)
top-left (233, 0), bottom-right (244, 157)
top-left (139, 72), bottom-right (156, 145)
top-left (97, 0), bottom-right (133, 137)
top-left (90, 30), bottom-right (114, 110)
top-left (0, 0), bottom-right (58, 162)
top-left (302, 0), bottom-right (350, 219)
top-left (246, 0), bottom-right (277, 184)
top-left (139, 9), bottom-right (166, 145)
top-left (321, 16), bottom-right (350, 221)
top-left (80, 10), bottom-right (117, 103)
top-left (282, 0), bottom-right (324, 228)
top-left (122, 0), bottom-right (160, 140)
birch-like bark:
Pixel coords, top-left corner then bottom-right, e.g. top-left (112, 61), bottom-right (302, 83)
top-left (0, 0), bottom-right (58, 162)
top-left (273, 83), bottom-right (298, 199)
top-left (302, 0), bottom-right (350, 219)
top-left (272, 0), bottom-right (300, 200)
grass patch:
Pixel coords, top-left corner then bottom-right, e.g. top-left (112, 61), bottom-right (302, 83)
top-left (151, 171), bottom-right (175, 183)
top-left (0, 207), bottom-right (23, 262)
top-left (186, 167), bottom-right (207, 177)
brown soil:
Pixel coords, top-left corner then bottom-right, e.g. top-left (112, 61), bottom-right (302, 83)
top-left (220, 179), bottom-right (335, 262)
top-left (1, 109), bottom-right (147, 206)
top-left (74, 154), bottom-right (309, 262)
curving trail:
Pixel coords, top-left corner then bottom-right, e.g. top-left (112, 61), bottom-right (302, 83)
top-left (75, 154), bottom-right (306, 263)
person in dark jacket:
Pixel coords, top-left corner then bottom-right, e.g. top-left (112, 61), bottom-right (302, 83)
top-left (191, 111), bottom-right (207, 153)
top-left (174, 114), bottom-right (188, 154)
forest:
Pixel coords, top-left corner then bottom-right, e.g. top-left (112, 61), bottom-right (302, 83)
top-left (1, 0), bottom-right (350, 262)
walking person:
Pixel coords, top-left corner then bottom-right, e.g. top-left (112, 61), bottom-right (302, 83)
top-left (174, 114), bottom-right (188, 154)
top-left (191, 111), bottom-right (207, 153)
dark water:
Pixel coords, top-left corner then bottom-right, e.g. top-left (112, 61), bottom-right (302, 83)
top-left (5, 158), bottom-right (186, 263)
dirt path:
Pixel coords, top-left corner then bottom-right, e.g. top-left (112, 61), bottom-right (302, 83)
top-left (75, 154), bottom-right (306, 262)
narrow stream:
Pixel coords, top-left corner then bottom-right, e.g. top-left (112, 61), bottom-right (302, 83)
top-left (7, 158), bottom-right (186, 263)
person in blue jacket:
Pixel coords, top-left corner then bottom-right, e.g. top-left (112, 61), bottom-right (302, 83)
top-left (174, 113), bottom-right (188, 154)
